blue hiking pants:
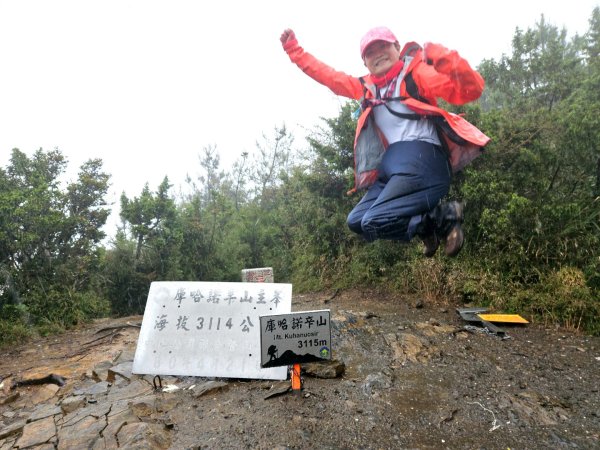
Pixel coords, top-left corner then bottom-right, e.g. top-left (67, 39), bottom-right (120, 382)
top-left (347, 141), bottom-right (451, 241)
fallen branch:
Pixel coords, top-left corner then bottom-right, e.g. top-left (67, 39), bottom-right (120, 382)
top-left (85, 331), bottom-right (121, 346)
top-left (324, 289), bottom-right (340, 304)
top-left (11, 373), bottom-right (66, 389)
top-left (94, 323), bottom-right (141, 334)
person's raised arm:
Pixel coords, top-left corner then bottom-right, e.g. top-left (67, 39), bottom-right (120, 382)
top-left (280, 28), bottom-right (363, 100)
top-left (415, 42), bottom-right (484, 105)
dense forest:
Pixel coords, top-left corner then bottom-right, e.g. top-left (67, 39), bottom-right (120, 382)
top-left (1, 10), bottom-right (599, 345)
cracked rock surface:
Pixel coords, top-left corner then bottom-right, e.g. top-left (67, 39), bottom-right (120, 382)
top-left (1, 289), bottom-right (599, 449)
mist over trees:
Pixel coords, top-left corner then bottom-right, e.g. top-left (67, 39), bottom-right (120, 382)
top-left (1, 9), bottom-right (599, 344)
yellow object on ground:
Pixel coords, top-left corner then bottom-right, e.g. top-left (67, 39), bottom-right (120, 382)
top-left (477, 314), bottom-right (529, 324)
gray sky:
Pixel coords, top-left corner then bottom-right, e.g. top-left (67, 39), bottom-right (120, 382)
top-left (1, 0), bottom-right (597, 237)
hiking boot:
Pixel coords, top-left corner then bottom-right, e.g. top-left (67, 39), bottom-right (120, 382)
top-left (444, 222), bottom-right (464, 256)
top-left (416, 213), bottom-right (439, 257)
top-left (442, 201), bottom-right (464, 257)
top-left (421, 232), bottom-right (440, 257)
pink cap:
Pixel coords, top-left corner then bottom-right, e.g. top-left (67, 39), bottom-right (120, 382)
top-left (360, 26), bottom-right (398, 58)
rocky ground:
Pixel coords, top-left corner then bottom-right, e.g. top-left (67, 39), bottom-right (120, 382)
top-left (1, 288), bottom-right (599, 449)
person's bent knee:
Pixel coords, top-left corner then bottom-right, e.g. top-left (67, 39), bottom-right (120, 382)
top-left (347, 214), bottom-right (363, 235)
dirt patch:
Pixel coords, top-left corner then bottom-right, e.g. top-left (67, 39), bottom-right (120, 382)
top-left (1, 289), bottom-right (599, 449)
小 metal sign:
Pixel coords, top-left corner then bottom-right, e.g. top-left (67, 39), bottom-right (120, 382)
top-left (259, 310), bottom-right (331, 368)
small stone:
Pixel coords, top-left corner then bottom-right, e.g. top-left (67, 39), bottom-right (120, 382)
top-left (303, 360), bottom-right (346, 379)
top-left (263, 382), bottom-right (290, 400)
top-left (60, 395), bottom-right (86, 414)
top-left (190, 381), bottom-right (229, 398)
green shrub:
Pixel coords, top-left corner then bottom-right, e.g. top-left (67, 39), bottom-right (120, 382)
top-left (24, 288), bottom-right (110, 329)
top-left (493, 267), bottom-right (599, 335)
top-left (0, 304), bottom-right (33, 347)
top-left (0, 319), bottom-right (33, 347)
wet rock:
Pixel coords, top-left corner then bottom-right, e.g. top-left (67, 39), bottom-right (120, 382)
top-left (57, 415), bottom-right (106, 450)
top-left (106, 379), bottom-right (153, 403)
top-left (36, 443), bottom-right (60, 450)
top-left (416, 321), bottom-right (457, 336)
top-left (107, 361), bottom-right (134, 383)
top-left (0, 393), bottom-right (19, 406)
top-left (28, 403), bottom-right (61, 422)
top-left (498, 391), bottom-right (570, 426)
top-left (15, 416), bottom-right (56, 449)
top-left (117, 422), bottom-right (171, 449)
top-left (95, 408), bottom-right (140, 449)
top-left (82, 381), bottom-right (111, 396)
top-left (0, 420), bottom-right (26, 439)
top-left (156, 395), bottom-right (180, 414)
top-left (112, 350), bottom-right (136, 365)
top-left (107, 398), bottom-right (130, 419)
top-left (60, 395), bottom-right (87, 414)
top-left (303, 360), bottom-right (346, 379)
top-left (190, 381), bottom-right (229, 398)
top-left (92, 360), bottom-right (114, 382)
top-left (29, 384), bottom-right (60, 404)
top-left (361, 372), bottom-right (392, 396)
top-left (384, 332), bottom-right (434, 366)
top-left (130, 399), bottom-right (155, 417)
top-left (263, 382), bottom-right (290, 399)
top-left (59, 402), bottom-right (111, 428)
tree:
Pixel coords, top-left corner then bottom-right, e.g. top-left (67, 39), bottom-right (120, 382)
top-left (112, 178), bottom-right (182, 313)
top-left (479, 15), bottom-right (585, 112)
top-left (120, 177), bottom-right (177, 264)
top-left (250, 125), bottom-right (294, 205)
top-left (0, 148), bottom-right (110, 328)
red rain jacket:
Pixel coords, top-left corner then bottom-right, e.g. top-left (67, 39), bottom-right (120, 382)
top-left (283, 39), bottom-right (491, 192)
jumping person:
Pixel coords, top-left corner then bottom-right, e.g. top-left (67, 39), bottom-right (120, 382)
top-left (280, 27), bottom-right (490, 257)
